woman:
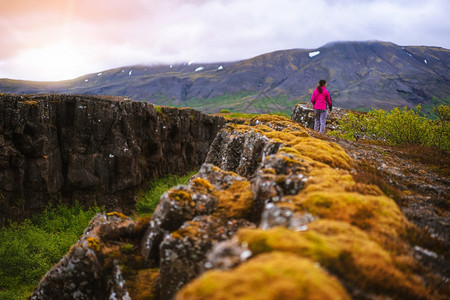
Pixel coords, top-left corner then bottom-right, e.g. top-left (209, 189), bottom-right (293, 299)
top-left (311, 79), bottom-right (332, 133)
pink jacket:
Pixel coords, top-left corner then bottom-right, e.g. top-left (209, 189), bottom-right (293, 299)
top-left (311, 87), bottom-right (331, 110)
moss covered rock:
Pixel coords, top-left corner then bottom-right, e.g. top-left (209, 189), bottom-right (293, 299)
top-left (176, 252), bottom-right (351, 300)
top-left (31, 113), bottom-right (445, 300)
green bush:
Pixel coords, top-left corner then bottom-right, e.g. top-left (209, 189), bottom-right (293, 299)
top-left (136, 170), bottom-right (198, 215)
top-left (329, 104), bottom-right (449, 151)
top-left (430, 105), bottom-right (450, 150)
top-left (0, 203), bottom-right (101, 300)
top-left (220, 109), bottom-right (230, 113)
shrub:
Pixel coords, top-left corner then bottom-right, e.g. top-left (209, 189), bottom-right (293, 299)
top-left (0, 202), bottom-right (101, 300)
top-left (430, 105), bottom-right (450, 150)
top-left (220, 109), bottom-right (230, 113)
top-left (136, 171), bottom-right (198, 215)
top-left (329, 104), bottom-right (450, 151)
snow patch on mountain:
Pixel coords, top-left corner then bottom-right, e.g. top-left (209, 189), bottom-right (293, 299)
top-left (309, 51), bottom-right (320, 58)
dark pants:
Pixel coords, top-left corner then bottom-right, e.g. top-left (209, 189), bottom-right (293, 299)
top-left (314, 109), bottom-right (327, 133)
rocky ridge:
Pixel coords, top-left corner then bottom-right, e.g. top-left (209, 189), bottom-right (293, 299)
top-left (31, 112), bottom-right (448, 299)
top-left (0, 94), bottom-right (225, 226)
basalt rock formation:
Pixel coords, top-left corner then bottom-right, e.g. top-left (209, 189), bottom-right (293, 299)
top-left (31, 114), bottom-right (448, 299)
top-left (0, 94), bottom-right (225, 226)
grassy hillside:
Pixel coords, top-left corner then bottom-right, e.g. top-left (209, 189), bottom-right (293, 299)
top-left (1, 41), bottom-right (449, 114)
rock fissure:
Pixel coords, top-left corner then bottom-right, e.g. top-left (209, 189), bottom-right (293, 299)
top-left (28, 107), bottom-right (448, 299)
top-left (0, 94), bottom-right (225, 225)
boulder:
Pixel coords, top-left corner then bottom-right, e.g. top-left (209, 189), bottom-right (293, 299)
top-left (291, 102), bottom-right (359, 132)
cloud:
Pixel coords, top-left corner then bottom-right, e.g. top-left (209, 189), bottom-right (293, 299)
top-left (0, 0), bottom-right (449, 81)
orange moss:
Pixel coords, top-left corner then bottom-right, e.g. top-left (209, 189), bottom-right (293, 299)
top-left (293, 191), bottom-right (409, 244)
top-left (251, 114), bottom-right (291, 123)
top-left (213, 180), bottom-right (253, 219)
top-left (255, 123), bottom-right (351, 170)
top-left (191, 178), bottom-right (215, 194)
top-left (236, 221), bottom-right (430, 299)
top-left (168, 189), bottom-right (195, 207)
top-left (172, 220), bottom-right (203, 240)
top-left (177, 251), bottom-right (350, 300)
top-left (186, 115), bottom-right (433, 298)
top-left (224, 123), bottom-right (254, 133)
top-left (281, 125), bottom-right (309, 134)
top-left (135, 215), bottom-right (153, 233)
top-left (278, 146), bottom-right (301, 156)
top-left (302, 168), bottom-right (383, 196)
top-left (250, 115), bottom-right (309, 134)
top-left (288, 137), bottom-right (352, 170)
top-left (261, 168), bottom-right (276, 174)
top-left (23, 100), bottom-right (38, 105)
top-left (126, 268), bottom-right (160, 300)
top-left (107, 211), bottom-right (128, 219)
top-left (273, 144), bottom-right (411, 249)
top-left (252, 124), bottom-right (273, 133)
top-left (261, 130), bottom-right (299, 144)
top-left (86, 237), bottom-right (101, 252)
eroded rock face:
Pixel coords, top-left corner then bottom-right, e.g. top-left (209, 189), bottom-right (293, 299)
top-left (0, 94), bottom-right (225, 225)
top-left (31, 114), bottom-right (448, 300)
top-left (31, 212), bottom-right (140, 300)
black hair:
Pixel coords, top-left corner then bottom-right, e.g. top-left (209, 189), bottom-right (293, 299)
top-left (317, 79), bottom-right (326, 93)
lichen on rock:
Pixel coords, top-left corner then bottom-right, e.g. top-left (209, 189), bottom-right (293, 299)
top-left (30, 111), bottom-right (446, 300)
top-left (175, 114), bottom-right (441, 299)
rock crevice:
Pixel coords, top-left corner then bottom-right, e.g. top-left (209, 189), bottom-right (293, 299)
top-left (30, 113), bottom-right (447, 299)
top-left (0, 94), bottom-right (225, 225)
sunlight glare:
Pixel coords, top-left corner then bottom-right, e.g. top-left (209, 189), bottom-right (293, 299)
top-left (13, 39), bottom-right (90, 81)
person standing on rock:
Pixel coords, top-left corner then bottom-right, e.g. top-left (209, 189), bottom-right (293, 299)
top-left (311, 79), bottom-right (332, 133)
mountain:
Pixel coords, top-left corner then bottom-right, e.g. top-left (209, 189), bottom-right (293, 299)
top-left (1, 41), bottom-right (449, 114)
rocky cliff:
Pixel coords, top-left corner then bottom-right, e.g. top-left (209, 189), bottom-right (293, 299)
top-left (0, 94), bottom-right (225, 226)
top-left (30, 113), bottom-right (448, 299)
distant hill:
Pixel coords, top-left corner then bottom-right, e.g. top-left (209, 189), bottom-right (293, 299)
top-left (1, 41), bottom-right (449, 114)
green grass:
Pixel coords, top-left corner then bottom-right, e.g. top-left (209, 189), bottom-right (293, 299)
top-left (421, 97), bottom-right (450, 119)
top-left (135, 170), bottom-right (198, 216)
top-left (229, 112), bottom-right (259, 119)
top-left (151, 91), bottom-right (304, 115)
top-left (0, 203), bottom-right (102, 300)
top-left (186, 91), bottom-right (256, 111)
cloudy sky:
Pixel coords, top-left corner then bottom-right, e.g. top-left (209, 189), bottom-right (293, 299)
top-left (1, 0), bottom-right (449, 81)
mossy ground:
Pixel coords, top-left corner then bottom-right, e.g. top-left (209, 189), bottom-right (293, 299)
top-left (177, 114), bottom-right (438, 299)
top-left (237, 222), bottom-right (428, 299)
top-left (177, 252), bottom-right (351, 300)
top-left (212, 180), bottom-right (253, 219)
